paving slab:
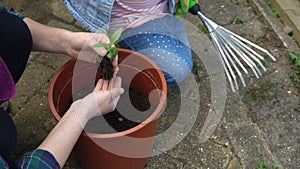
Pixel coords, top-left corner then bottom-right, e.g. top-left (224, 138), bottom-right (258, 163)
top-left (269, 0), bottom-right (300, 43)
top-left (1, 0), bottom-right (299, 169)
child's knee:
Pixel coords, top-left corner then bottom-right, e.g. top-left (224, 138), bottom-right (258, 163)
top-left (162, 56), bottom-right (193, 86)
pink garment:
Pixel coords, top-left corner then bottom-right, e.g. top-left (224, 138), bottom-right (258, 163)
top-left (0, 57), bottom-right (15, 105)
top-left (110, 0), bottom-right (169, 31)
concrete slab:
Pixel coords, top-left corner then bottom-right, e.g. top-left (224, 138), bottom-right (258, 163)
top-left (1, 0), bottom-right (299, 169)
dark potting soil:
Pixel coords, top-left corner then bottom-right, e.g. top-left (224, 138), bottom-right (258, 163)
top-left (98, 56), bottom-right (114, 80)
top-left (72, 84), bottom-right (157, 134)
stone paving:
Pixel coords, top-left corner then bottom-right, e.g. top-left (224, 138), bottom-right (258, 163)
top-left (1, 0), bottom-right (299, 169)
top-left (269, 0), bottom-right (300, 44)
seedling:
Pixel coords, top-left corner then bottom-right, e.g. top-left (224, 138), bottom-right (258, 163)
top-left (93, 28), bottom-right (123, 80)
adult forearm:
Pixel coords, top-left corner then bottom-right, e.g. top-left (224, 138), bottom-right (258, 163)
top-left (23, 17), bottom-right (72, 55)
top-left (37, 106), bottom-right (89, 167)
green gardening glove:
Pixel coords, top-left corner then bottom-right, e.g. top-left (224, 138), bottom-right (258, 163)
top-left (174, 0), bottom-right (199, 17)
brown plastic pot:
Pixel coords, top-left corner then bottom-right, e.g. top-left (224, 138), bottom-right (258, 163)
top-left (48, 49), bottom-right (167, 169)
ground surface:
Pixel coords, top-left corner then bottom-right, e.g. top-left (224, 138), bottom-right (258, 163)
top-left (0, 0), bottom-right (299, 169)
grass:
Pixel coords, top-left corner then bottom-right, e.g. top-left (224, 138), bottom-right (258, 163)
top-left (263, 55), bottom-right (271, 67)
top-left (256, 13), bottom-right (263, 19)
top-left (244, 1), bottom-right (250, 7)
top-left (231, 14), bottom-right (246, 25)
top-left (264, 0), bottom-right (280, 18)
top-left (192, 62), bottom-right (204, 75)
top-left (288, 52), bottom-right (300, 86)
top-left (198, 24), bottom-right (208, 34)
top-left (230, 0), bottom-right (250, 7)
top-left (255, 36), bottom-right (264, 44)
top-left (257, 161), bottom-right (280, 169)
top-left (247, 81), bottom-right (274, 101)
top-left (230, 0), bottom-right (239, 5)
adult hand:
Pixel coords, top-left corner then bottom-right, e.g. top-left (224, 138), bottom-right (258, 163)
top-left (66, 32), bottom-right (119, 73)
top-left (72, 76), bottom-right (124, 122)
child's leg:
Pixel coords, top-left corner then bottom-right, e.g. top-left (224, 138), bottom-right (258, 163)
top-left (118, 15), bottom-right (193, 86)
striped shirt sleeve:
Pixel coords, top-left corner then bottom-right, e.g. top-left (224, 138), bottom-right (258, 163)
top-left (15, 149), bottom-right (61, 169)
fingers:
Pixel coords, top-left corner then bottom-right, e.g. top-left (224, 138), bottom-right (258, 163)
top-left (108, 76), bottom-right (116, 90)
top-left (112, 76), bottom-right (122, 89)
top-left (91, 33), bottom-right (109, 59)
top-left (94, 48), bottom-right (107, 57)
top-left (110, 88), bottom-right (124, 99)
top-left (94, 79), bottom-right (103, 92)
top-left (112, 55), bottom-right (119, 74)
top-left (94, 76), bottom-right (122, 92)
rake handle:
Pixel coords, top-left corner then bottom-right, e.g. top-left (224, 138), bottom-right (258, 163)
top-left (189, 3), bottom-right (201, 15)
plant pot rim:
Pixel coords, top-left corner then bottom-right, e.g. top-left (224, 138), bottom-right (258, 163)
top-left (48, 48), bottom-right (167, 139)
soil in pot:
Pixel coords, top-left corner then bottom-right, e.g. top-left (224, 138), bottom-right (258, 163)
top-left (72, 83), bottom-right (157, 134)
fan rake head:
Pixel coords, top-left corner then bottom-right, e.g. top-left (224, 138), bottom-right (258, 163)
top-left (196, 11), bottom-right (276, 92)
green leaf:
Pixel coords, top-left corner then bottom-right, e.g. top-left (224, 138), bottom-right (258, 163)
top-left (110, 28), bottom-right (123, 45)
top-left (289, 70), bottom-right (294, 77)
top-left (257, 161), bottom-right (267, 169)
top-left (289, 52), bottom-right (299, 60)
top-left (106, 48), bottom-right (118, 60)
top-left (296, 57), bottom-right (300, 66)
top-left (93, 43), bottom-right (108, 48)
top-left (230, 0), bottom-right (238, 5)
top-left (106, 32), bottom-right (113, 45)
top-left (106, 52), bottom-right (113, 59)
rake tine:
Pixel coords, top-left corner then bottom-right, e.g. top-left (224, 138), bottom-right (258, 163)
top-left (221, 42), bottom-right (246, 88)
top-left (226, 36), bottom-right (263, 78)
top-left (230, 34), bottom-right (265, 61)
top-left (216, 29), bottom-right (260, 78)
top-left (196, 11), bottom-right (219, 33)
top-left (210, 33), bottom-right (237, 92)
top-left (215, 31), bottom-right (247, 87)
top-left (226, 32), bottom-right (265, 76)
top-left (224, 36), bottom-right (261, 78)
top-left (214, 34), bottom-right (241, 90)
top-left (215, 30), bottom-right (250, 75)
top-left (217, 28), bottom-right (263, 76)
top-left (222, 42), bottom-right (247, 87)
top-left (223, 42), bottom-right (249, 76)
top-left (221, 27), bottom-right (276, 61)
top-left (230, 35), bottom-right (267, 72)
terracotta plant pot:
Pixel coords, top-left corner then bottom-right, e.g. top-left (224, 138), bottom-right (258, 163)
top-left (48, 49), bottom-right (167, 169)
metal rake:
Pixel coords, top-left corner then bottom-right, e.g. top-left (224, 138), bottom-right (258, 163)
top-left (189, 4), bottom-right (276, 92)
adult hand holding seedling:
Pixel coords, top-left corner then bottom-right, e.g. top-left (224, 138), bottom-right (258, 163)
top-left (52, 30), bottom-right (119, 75)
top-left (93, 28), bottom-right (123, 80)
